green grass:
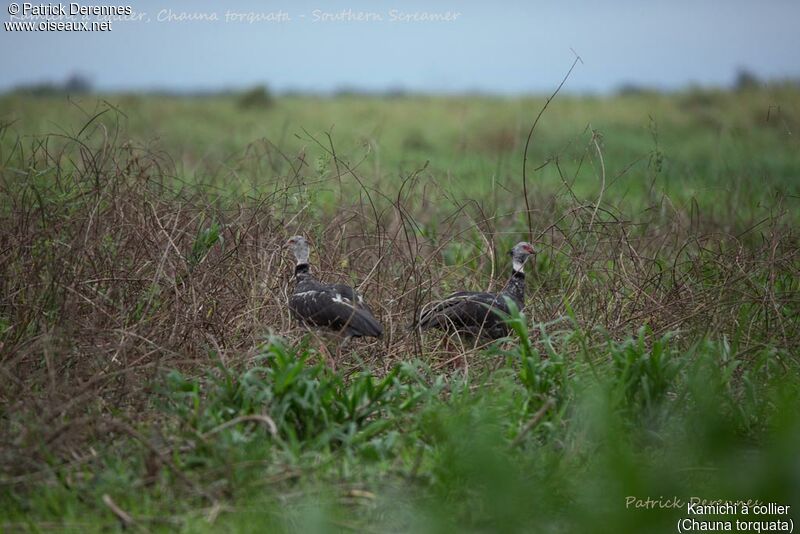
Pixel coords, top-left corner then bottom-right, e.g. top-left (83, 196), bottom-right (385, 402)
top-left (2, 85), bottom-right (798, 213)
top-left (0, 87), bottom-right (799, 532)
top-left (3, 322), bottom-right (798, 532)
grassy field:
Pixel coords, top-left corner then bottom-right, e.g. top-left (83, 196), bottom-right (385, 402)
top-left (1, 86), bottom-right (799, 532)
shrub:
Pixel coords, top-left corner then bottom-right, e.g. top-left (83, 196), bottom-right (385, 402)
top-left (237, 85), bottom-right (274, 109)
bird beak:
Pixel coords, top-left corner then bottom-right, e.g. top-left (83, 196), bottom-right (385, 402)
top-left (524, 244), bottom-right (536, 254)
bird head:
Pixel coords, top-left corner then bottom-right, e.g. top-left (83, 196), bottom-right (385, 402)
top-left (509, 241), bottom-right (536, 272)
top-left (286, 235), bottom-right (310, 265)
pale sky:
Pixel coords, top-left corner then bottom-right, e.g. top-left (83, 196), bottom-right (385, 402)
top-left (1, 0), bottom-right (799, 94)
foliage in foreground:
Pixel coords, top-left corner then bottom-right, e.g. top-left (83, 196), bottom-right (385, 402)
top-left (2, 318), bottom-right (799, 532)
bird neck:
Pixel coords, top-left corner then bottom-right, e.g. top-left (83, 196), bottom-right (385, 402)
top-left (503, 268), bottom-right (526, 306)
top-left (294, 263), bottom-right (310, 277)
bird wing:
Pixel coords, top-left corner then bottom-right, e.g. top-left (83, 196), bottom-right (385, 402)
top-left (418, 291), bottom-right (511, 336)
top-left (419, 291), bottom-right (501, 320)
top-left (330, 283), bottom-right (368, 308)
top-left (290, 284), bottom-right (383, 337)
top-left (328, 282), bottom-right (385, 324)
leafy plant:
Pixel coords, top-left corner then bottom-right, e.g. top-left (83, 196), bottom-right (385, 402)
top-left (163, 337), bottom-right (440, 459)
top-left (189, 220), bottom-right (223, 268)
top-left (607, 327), bottom-right (684, 419)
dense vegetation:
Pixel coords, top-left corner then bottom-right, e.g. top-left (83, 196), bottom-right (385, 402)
top-left (1, 87), bottom-right (798, 532)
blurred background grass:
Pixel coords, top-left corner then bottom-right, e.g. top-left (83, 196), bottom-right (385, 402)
top-left (2, 83), bottom-right (798, 213)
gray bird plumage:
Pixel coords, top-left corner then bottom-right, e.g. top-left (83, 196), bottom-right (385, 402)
top-left (418, 241), bottom-right (536, 339)
top-left (286, 236), bottom-right (383, 338)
